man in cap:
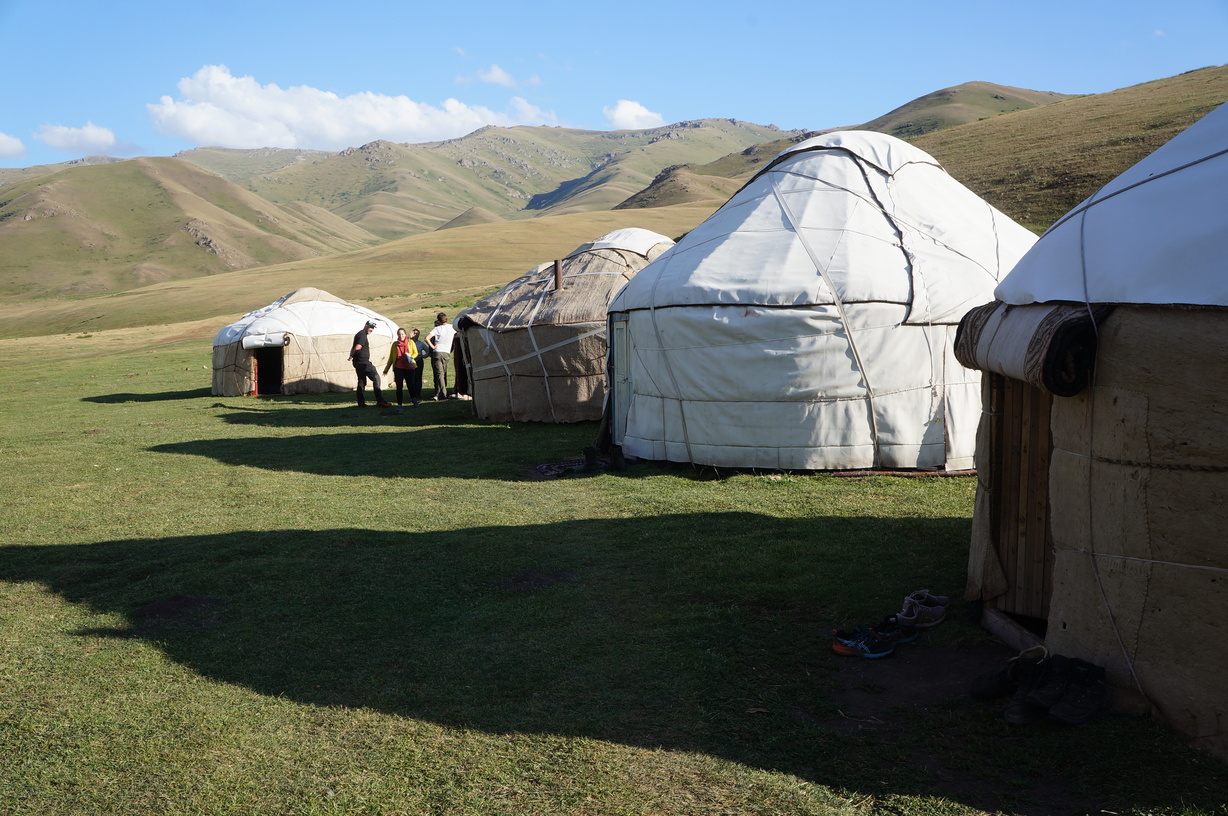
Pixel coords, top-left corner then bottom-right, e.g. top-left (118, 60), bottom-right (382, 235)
top-left (348, 320), bottom-right (391, 408)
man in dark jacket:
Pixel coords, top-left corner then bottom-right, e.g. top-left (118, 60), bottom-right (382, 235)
top-left (349, 320), bottom-right (391, 408)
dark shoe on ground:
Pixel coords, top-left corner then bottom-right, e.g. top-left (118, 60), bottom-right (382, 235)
top-left (377, 401), bottom-right (392, 408)
top-left (1049, 659), bottom-right (1111, 724)
top-left (1026, 653), bottom-right (1072, 709)
top-left (1003, 646), bottom-right (1051, 725)
top-left (870, 615), bottom-right (918, 644)
top-left (832, 631), bottom-right (895, 658)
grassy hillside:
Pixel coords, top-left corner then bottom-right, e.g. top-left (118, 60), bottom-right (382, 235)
top-left (172, 146), bottom-right (332, 181)
top-left (0, 157), bottom-right (382, 300)
top-left (0, 204), bottom-right (717, 339)
top-left (914, 65), bottom-right (1228, 232)
top-left (238, 121), bottom-right (793, 238)
top-left (861, 81), bottom-right (1074, 138)
top-left (622, 69), bottom-right (1228, 234)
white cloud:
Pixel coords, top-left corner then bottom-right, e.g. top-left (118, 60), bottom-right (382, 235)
top-left (477, 64), bottom-right (517, 88)
top-left (34, 121), bottom-right (117, 154)
top-left (1153, 29), bottom-right (1166, 37)
top-left (603, 99), bottom-right (666, 130)
top-left (0, 131), bottom-right (26, 158)
top-left (148, 65), bottom-right (559, 151)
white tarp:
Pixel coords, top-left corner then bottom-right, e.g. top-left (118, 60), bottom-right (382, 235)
top-left (608, 131), bottom-right (1038, 471)
top-left (995, 100), bottom-right (1228, 307)
top-left (214, 287), bottom-right (397, 346)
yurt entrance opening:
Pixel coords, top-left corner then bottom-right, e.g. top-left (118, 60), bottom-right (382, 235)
top-left (978, 372), bottom-right (1055, 644)
top-left (253, 347), bottom-right (284, 396)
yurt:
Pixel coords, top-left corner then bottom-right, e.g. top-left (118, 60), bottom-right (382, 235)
top-left (456, 228), bottom-right (674, 423)
top-left (606, 131), bottom-right (1037, 471)
top-left (956, 101), bottom-right (1228, 758)
top-left (212, 287), bottom-right (396, 397)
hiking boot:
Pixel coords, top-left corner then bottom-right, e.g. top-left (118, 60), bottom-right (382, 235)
top-left (1025, 653), bottom-right (1072, 709)
top-left (972, 644), bottom-right (1048, 699)
top-left (1049, 659), bottom-right (1111, 724)
top-left (831, 631), bottom-right (895, 658)
top-left (1003, 646), bottom-right (1051, 725)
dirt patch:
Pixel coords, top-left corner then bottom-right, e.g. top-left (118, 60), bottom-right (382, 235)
top-left (821, 639), bottom-right (1014, 733)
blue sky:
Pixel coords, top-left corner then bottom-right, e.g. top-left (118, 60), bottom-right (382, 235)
top-left (1, 0), bottom-right (1225, 168)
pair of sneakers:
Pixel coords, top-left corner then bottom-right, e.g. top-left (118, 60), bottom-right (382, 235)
top-left (831, 615), bottom-right (919, 658)
top-left (896, 589), bottom-right (949, 629)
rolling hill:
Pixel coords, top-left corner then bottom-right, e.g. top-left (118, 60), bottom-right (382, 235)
top-left (3, 70), bottom-right (1226, 333)
top-left (620, 68), bottom-right (1228, 234)
top-left (0, 157), bottom-right (382, 299)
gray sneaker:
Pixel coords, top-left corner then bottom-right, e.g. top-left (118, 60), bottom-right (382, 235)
top-left (896, 595), bottom-right (947, 628)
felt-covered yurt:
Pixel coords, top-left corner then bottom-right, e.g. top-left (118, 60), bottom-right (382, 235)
top-left (956, 101), bottom-right (1228, 758)
top-left (455, 228), bottom-right (674, 423)
top-left (606, 131), bottom-right (1037, 471)
top-left (212, 287), bottom-right (396, 397)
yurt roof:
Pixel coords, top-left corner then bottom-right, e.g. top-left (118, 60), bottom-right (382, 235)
top-left (213, 287), bottom-right (396, 346)
top-left (609, 131), bottom-right (1037, 325)
top-left (458, 228), bottom-right (674, 331)
top-left (995, 100), bottom-right (1228, 308)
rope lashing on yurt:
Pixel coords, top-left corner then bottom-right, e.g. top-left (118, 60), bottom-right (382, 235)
top-left (468, 328), bottom-right (604, 374)
top-left (1075, 206), bottom-right (1152, 709)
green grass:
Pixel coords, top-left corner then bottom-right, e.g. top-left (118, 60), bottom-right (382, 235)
top-left (2, 330), bottom-right (1227, 816)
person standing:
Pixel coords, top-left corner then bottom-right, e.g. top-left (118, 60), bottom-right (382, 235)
top-left (408, 327), bottom-right (431, 405)
top-left (383, 327), bottom-right (420, 411)
top-left (427, 312), bottom-right (457, 401)
top-left (349, 320), bottom-right (391, 408)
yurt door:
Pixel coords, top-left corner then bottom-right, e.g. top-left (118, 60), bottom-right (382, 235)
top-left (609, 313), bottom-right (631, 444)
top-left (253, 347), bottom-right (284, 395)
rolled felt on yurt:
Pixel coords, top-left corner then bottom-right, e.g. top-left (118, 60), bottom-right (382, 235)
top-left (455, 228), bottom-right (674, 423)
top-left (212, 287), bottom-right (396, 397)
top-left (956, 101), bottom-right (1228, 758)
top-left (606, 131), bottom-right (1037, 471)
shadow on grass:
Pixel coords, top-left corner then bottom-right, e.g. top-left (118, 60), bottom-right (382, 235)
top-left (149, 426), bottom-right (602, 480)
top-left (3, 517), bottom-right (1224, 815)
top-left (83, 387), bottom-right (214, 403)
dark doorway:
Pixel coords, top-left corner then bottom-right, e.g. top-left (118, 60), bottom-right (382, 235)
top-left (253, 348), bottom-right (284, 395)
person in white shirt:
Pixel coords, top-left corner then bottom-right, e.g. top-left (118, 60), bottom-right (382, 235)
top-left (426, 312), bottom-right (457, 400)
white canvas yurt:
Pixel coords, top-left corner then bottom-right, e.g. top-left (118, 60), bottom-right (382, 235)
top-left (957, 101), bottom-right (1228, 758)
top-left (606, 131), bottom-right (1037, 471)
top-left (456, 228), bottom-right (674, 423)
top-left (212, 287), bottom-right (396, 397)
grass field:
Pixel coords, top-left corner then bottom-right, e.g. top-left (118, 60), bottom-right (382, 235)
top-left (3, 325), bottom-right (1228, 816)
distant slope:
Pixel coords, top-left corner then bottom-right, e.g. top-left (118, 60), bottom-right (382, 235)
top-left (173, 146), bottom-right (331, 182)
top-left (617, 81), bottom-right (1072, 209)
top-left (914, 65), bottom-right (1228, 232)
top-left (437, 206), bottom-right (501, 230)
top-left (619, 71), bottom-right (1228, 232)
top-left (861, 81), bottom-right (1074, 138)
top-left (0, 204), bottom-right (718, 338)
top-left (232, 120), bottom-right (795, 238)
top-left (0, 157), bottom-right (382, 299)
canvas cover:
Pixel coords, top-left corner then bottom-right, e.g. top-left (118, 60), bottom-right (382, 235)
top-left (960, 102), bottom-right (1228, 758)
top-left (996, 100), bottom-right (1228, 307)
top-left (212, 287), bottom-right (396, 396)
top-left (456, 228), bottom-right (673, 423)
top-left (608, 131), bottom-right (1037, 470)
